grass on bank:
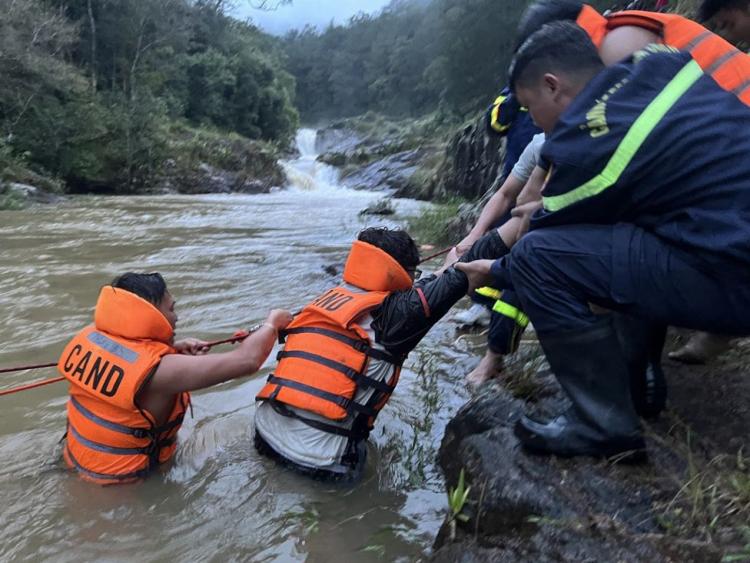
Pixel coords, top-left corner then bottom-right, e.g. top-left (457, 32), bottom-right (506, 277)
top-left (653, 417), bottom-right (750, 551)
top-left (407, 197), bottom-right (465, 247)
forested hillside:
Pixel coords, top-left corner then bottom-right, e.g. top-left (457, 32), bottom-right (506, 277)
top-left (1, 0), bottom-right (298, 193)
top-left (282, 0), bottom-right (615, 122)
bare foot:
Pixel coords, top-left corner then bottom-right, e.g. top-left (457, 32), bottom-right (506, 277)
top-left (668, 332), bottom-right (732, 364)
top-left (466, 349), bottom-right (504, 389)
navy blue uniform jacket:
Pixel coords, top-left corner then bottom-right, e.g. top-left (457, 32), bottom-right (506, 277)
top-left (532, 46), bottom-right (750, 271)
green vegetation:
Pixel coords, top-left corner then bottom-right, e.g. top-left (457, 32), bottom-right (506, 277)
top-left (281, 0), bottom-right (618, 123)
top-left (447, 468), bottom-right (471, 540)
top-left (0, 0), bottom-right (298, 195)
top-left (649, 416), bottom-right (750, 554)
top-left (282, 0), bottom-right (524, 121)
top-left (408, 198), bottom-right (465, 246)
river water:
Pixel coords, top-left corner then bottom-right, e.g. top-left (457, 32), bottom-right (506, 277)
top-left (0, 129), bottom-right (476, 562)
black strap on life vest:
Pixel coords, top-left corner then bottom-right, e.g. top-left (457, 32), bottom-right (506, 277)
top-left (65, 444), bottom-right (152, 482)
top-left (276, 350), bottom-right (396, 395)
top-left (71, 394), bottom-right (182, 476)
top-left (265, 375), bottom-right (378, 418)
top-left (70, 396), bottom-right (153, 439)
top-left (268, 400), bottom-right (368, 440)
top-left (280, 327), bottom-right (399, 364)
top-left (67, 423), bottom-right (153, 456)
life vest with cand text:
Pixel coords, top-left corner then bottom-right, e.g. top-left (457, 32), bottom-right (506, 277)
top-left (58, 286), bottom-right (189, 485)
top-left (256, 240), bottom-right (414, 440)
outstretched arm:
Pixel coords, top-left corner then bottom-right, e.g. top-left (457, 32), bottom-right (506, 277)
top-left (371, 267), bottom-right (469, 358)
top-left (454, 174), bottom-right (526, 256)
top-left (143, 309), bottom-right (293, 395)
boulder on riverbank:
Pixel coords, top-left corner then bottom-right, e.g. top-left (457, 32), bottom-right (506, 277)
top-left (432, 334), bottom-right (750, 562)
top-left (158, 124), bottom-right (285, 195)
top-left (315, 115), bottom-right (453, 200)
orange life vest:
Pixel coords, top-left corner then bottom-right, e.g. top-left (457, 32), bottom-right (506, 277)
top-left (256, 240), bottom-right (413, 439)
top-left (58, 286), bottom-right (190, 485)
top-left (576, 4), bottom-right (750, 105)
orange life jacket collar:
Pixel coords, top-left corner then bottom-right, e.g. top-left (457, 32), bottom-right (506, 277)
top-left (577, 4), bottom-right (608, 49)
top-left (342, 241), bottom-right (413, 293)
top-left (93, 286), bottom-right (174, 343)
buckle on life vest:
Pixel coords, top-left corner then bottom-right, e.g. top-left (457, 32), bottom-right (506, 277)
top-left (132, 428), bottom-right (151, 439)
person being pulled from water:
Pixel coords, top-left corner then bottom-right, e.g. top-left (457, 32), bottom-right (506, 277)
top-left (253, 226), bottom-right (510, 481)
top-left (58, 272), bottom-right (293, 484)
top-left (457, 22), bottom-right (750, 458)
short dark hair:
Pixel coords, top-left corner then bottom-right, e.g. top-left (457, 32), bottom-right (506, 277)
top-left (111, 272), bottom-right (168, 305)
top-left (699, 0), bottom-right (749, 21)
top-left (510, 21), bottom-right (604, 93)
top-left (516, 0), bottom-right (583, 51)
top-left (357, 227), bottom-right (420, 272)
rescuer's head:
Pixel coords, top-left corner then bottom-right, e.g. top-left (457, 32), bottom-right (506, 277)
top-left (516, 0), bottom-right (584, 51)
top-left (111, 272), bottom-right (177, 329)
top-left (357, 227), bottom-right (420, 279)
top-left (510, 21), bottom-right (604, 134)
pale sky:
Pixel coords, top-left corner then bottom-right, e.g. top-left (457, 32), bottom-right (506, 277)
top-left (234, 0), bottom-right (393, 35)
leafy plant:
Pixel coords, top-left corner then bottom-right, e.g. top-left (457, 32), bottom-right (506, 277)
top-left (447, 468), bottom-right (471, 540)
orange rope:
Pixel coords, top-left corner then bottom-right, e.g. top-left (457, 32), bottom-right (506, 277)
top-left (0, 362), bottom-right (57, 374)
top-left (419, 246), bottom-right (453, 264)
top-left (0, 329), bottom-right (259, 397)
top-left (0, 377), bottom-right (65, 397)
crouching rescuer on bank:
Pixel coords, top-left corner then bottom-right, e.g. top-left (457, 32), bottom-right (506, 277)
top-left (254, 227), bottom-right (509, 481)
top-left (58, 273), bottom-right (293, 485)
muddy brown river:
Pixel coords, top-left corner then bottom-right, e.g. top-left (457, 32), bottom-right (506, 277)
top-left (0, 130), bottom-right (478, 562)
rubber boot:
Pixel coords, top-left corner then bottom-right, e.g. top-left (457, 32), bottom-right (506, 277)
top-left (459, 229), bottom-right (509, 263)
top-left (514, 318), bottom-right (646, 458)
top-left (613, 313), bottom-right (667, 419)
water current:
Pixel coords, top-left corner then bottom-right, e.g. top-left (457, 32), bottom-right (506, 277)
top-left (0, 129), bottom-right (477, 562)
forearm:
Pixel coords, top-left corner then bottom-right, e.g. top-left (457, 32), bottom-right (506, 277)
top-left (471, 191), bottom-right (512, 237)
top-left (152, 326), bottom-right (278, 394)
top-left (372, 268), bottom-right (468, 357)
top-left (470, 176), bottom-right (524, 236)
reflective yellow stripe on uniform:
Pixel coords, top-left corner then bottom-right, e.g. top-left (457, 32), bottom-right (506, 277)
top-left (542, 59), bottom-right (704, 212)
top-left (474, 287), bottom-right (529, 327)
top-left (492, 300), bottom-right (529, 328)
top-left (475, 286), bottom-right (503, 301)
top-left (490, 94), bottom-right (510, 133)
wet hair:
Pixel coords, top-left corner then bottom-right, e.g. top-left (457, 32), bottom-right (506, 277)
top-left (510, 21), bottom-right (604, 94)
top-left (516, 0), bottom-right (584, 51)
top-left (111, 272), bottom-right (168, 306)
top-left (357, 227), bottom-right (420, 272)
top-left (699, 0), bottom-right (750, 21)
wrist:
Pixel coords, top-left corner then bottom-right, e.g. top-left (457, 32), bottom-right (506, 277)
top-left (262, 322), bottom-right (278, 332)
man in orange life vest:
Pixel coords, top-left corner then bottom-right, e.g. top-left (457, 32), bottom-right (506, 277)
top-left (253, 227), bottom-right (506, 481)
top-left (58, 272), bottom-right (293, 484)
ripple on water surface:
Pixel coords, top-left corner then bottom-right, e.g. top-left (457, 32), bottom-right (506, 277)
top-left (0, 137), bottom-right (475, 561)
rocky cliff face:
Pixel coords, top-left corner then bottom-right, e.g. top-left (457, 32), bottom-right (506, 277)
top-left (430, 336), bottom-right (750, 562)
top-left (431, 115), bottom-right (505, 202)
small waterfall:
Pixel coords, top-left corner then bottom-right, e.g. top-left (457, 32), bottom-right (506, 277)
top-left (295, 128), bottom-right (318, 158)
top-left (281, 128), bottom-right (341, 192)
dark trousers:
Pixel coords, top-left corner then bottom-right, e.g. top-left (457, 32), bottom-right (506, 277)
top-left (487, 291), bottom-right (526, 354)
top-left (503, 223), bottom-right (750, 336)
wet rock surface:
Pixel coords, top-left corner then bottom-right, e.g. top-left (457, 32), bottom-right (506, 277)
top-left (432, 113), bottom-right (505, 201)
top-left (431, 334), bottom-right (750, 562)
top-left (344, 148), bottom-right (428, 195)
top-left (5, 182), bottom-right (63, 204)
top-left (315, 123), bottom-right (443, 199)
